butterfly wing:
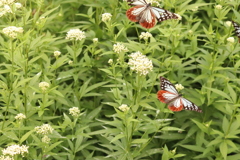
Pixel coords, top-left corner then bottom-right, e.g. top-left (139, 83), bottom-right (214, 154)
top-left (157, 77), bottom-right (179, 104)
top-left (127, 0), bottom-right (147, 6)
top-left (232, 21), bottom-right (240, 43)
top-left (126, 1), bottom-right (156, 28)
top-left (151, 7), bottom-right (178, 22)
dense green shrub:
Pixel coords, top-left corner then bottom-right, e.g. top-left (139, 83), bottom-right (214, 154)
top-left (0, 0), bottom-right (239, 159)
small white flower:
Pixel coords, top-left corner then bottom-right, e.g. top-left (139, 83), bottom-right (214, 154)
top-left (108, 59), bottom-right (113, 64)
top-left (93, 38), bottom-right (98, 43)
top-left (225, 21), bottom-right (232, 27)
top-left (69, 107), bottom-right (80, 117)
top-left (128, 51), bottom-right (153, 76)
top-left (15, 113), bottom-right (26, 120)
top-left (42, 135), bottom-right (51, 144)
top-left (35, 124), bottom-right (54, 135)
top-left (118, 104), bottom-right (130, 112)
top-left (139, 32), bottom-right (152, 40)
top-left (191, 6), bottom-right (198, 11)
top-left (2, 26), bottom-right (23, 39)
top-left (15, 2), bottom-right (22, 8)
top-left (175, 84), bottom-right (184, 91)
top-left (68, 60), bottom-right (73, 65)
top-left (39, 82), bottom-right (50, 91)
top-left (66, 29), bottom-right (86, 41)
top-left (227, 37), bottom-right (234, 43)
top-left (113, 43), bottom-right (128, 54)
top-left (215, 4), bottom-right (222, 10)
top-left (188, 30), bottom-right (193, 34)
top-left (102, 13), bottom-right (112, 22)
top-left (54, 51), bottom-right (61, 57)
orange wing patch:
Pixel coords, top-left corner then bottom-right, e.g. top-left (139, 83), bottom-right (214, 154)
top-left (168, 104), bottom-right (184, 112)
top-left (126, 6), bottom-right (142, 22)
top-left (140, 16), bottom-right (156, 28)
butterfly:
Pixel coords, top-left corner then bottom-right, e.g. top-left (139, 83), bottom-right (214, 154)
top-left (126, 0), bottom-right (179, 28)
top-left (232, 21), bottom-right (240, 43)
top-left (157, 76), bottom-right (202, 112)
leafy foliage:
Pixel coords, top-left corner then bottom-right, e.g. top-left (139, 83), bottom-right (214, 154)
top-left (0, 0), bottom-right (239, 159)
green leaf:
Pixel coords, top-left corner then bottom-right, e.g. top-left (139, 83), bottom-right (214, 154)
top-left (131, 139), bottom-right (149, 144)
top-left (220, 141), bottom-right (227, 160)
top-left (204, 87), bottom-right (232, 102)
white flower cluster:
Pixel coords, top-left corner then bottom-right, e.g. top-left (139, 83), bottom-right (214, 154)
top-left (118, 104), bottom-right (129, 112)
top-left (42, 135), bottom-right (51, 144)
top-left (0, 155), bottom-right (14, 160)
top-left (15, 113), bottom-right (26, 120)
top-left (175, 84), bottom-right (184, 91)
top-left (69, 107), bottom-right (80, 117)
top-left (102, 13), bottom-right (112, 22)
top-left (54, 51), bottom-right (61, 57)
top-left (113, 43), bottom-right (128, 54)
top-left (139, 32), bottom-right (152, 40)
top-left (0, 1), bottom-right (22, 17)
top-left (39, 82), bottom-right (50, 91)
top-left (35, 124), bottom-right (54, 135)
top-left (93, 38), bottom-right (98, 43)
top-left (128, 51), bottom-right (153, 76)
top-left (2, 144), bottom-right (29, 157)
top-left (2, 26), bottom-right (23, 39)
top-left (66, 29), bottom-right (86, 41)
top-left (227, 37), bottom-right (234, 43)
top-left (215, 4), bottom-right (222, 10)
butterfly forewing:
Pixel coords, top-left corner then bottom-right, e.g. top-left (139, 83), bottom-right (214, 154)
top-left (127, 0), bottom-right (147, 5)
top-left (152, 7), bottom-right (178, 22)
top-left (232, 21), bottom-right (240, 43)
top-left (160, 77), bottom-right (178, 94)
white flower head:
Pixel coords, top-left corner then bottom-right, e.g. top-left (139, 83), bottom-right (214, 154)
top-left (35, 124), bottom-right (54, 135)
top-left (2, 144), bottom-right (29, 157)
top-left (2, 26), bottom-right (23, 39)
top-left (225, 21), bottom-right (232, 27)
top-left (175, 84), bottom-right (184, 91)
top-left (102, 13), bottom-right (112, 22)
top-left (128, 51), bottom-right (153, 76)
top-left (0, 0), bottom-right (15, 6)
top-left (113, 43), bottom-right (128, 54)
top-left (93, 38), bottom-right (98, 43)
top-left (0, 155), bottom-right (14, 160)
top-left (15, 2), bottom-right (22, 8)
top-left (191, 6), bottom-right (198, 12)
top-left (68, 60), bottom-right (73, 65)
top-left (139, 32), bottom-right (152, 40)
top-left (15, 113), bottom-right (26, 120)
top-left (66, 29), bottom-right (86, 41)
top-left (215, 4), bottom-right (222, 10)
top-left (108, 59), bottom-right (113, 64)
top-left (39, 82), bottom-right (50, 91)
top-left (118, 104), bottom-right (129, 112)
top-left (42, 135), bottom-right (51, 144)
top-left (69, 107), bottom-right (80, 117)
top-left (54, 51), bottom-right (61, 57)
top-left (227, 37), bottom-right (234, 43)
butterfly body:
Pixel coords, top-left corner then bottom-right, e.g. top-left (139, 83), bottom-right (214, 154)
top-left (157, 77), bottom-right (202, 112)
top-left (126, 0), bottom-right (178, 28)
